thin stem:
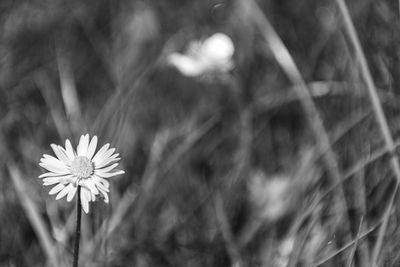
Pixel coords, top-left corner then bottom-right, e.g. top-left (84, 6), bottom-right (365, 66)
top-left (214, 192), bottom-right (243, 267)
top-left (73, 186), bottom-right (82, 267)
top-left (335, 1), bottom-right (400, 265)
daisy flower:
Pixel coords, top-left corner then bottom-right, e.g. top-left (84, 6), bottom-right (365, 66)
top-left (39, 134), bottom-right (124, 213)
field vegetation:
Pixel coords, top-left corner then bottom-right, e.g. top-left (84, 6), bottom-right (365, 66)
top-left (1, 0), bottom-right (400, 266)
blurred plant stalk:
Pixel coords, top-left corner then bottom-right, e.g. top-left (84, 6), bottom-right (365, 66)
top-left (8, 163), bottom-right (59, 267)
top-left (56, 48), bottom-right (84, 135)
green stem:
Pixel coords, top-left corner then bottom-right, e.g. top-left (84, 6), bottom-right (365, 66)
top-left (73, 186), bottom-right (82, 267)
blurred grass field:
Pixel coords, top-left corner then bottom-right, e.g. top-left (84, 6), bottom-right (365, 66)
top-left (1, 0), bottom-right (400, 266)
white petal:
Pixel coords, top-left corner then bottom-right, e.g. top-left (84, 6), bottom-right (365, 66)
top-left (76, 135), bottom-right (84, 155)
top-left (39, 172), bottom-right (69, 178)
top-left (43, 182), bottom-right (57, 186)
top-left (95, 163), bottom-right (118, 173)
top-left (88, 181), bottom-right (100, 195)
top-left (102, 148), bottom-right (115, 159)
top-left (43, 177), bottom-right (62, 183)
top-left (86, 136), bottom-right (98, 159)
top-left (94, 149), bottom-right (116, 168)
top-left (43, 177), bottom-right (68, 185)
top-left (40, 155), bottom-right (69, 172)
top-left (80, 188), bottom-right (90, 213)
top-left (56, 184), bottom-right (73, 200)
top-left (39, 161), bottom-right (66, 172)
top-left (39, 162), bottom-right (69, 175)
top-left (92, 143), bottom-right (110, 164)
top-left (65, 139), bottom-right (75, 161)
top-left (77, 134), bottom-right (90, 157)
top-left (58, 146), bottom-right (73, 163)
top-left (79, 179), bottom-right (99, 195)
top-left (95, 155), bottom-right (120, 169)
top-left (95, 170), bottom-right (125, 178)
top-left (92, 178), bottom-right (110, 192)
top-left (41, 154), bottom-right (67, 167)
top-left (58, 176), bottom-right (77, 185)
top-left (93, 175), bottom-right (110, 188)
top-left (50, 144), bottom-right (71, 165)
top-left (67, 186), bottom-right (77, 202)
top-left (49, 184), bottom-right (65, 195)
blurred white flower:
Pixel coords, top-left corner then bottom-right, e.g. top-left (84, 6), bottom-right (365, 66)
top-left (39, 134), bottom-right (124, 213)
top-left (274, 236), bottom-right (295, 267)
top-left (249, 171), bottom-right (292, 222)
top-left (168, 32), bottom-right (234, 77)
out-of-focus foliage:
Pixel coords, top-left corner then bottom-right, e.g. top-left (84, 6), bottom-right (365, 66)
top-left (1, 0), bottom-right (400, 266)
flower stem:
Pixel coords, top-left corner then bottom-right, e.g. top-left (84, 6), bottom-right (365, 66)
top-left (73, 186), bottom-right (82, 267)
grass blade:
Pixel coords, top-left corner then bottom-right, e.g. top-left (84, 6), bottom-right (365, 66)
top-left (335, 1), bottom-right (400, 265)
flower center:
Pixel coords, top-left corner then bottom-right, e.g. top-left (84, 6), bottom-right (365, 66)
top-left (71, 156), bottom-right (94, 179)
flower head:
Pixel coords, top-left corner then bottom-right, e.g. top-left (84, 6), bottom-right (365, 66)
top-left (39, 134), bottom-right (124, 213)
top-left (168, 32), bottom-right (234, 77)
top-left (249, 171), bottom-right (292, 222)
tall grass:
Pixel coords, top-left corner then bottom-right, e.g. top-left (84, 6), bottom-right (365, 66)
top-left (1, 0), bottom-right (400, 266)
